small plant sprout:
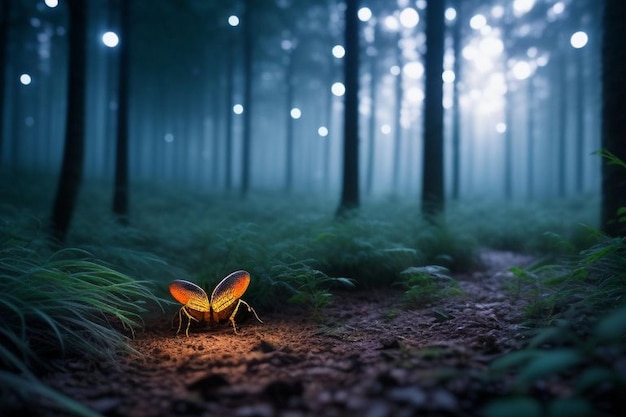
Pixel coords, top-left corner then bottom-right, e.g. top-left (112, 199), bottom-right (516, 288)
top-left (169, 270), bottom-right (262, 336)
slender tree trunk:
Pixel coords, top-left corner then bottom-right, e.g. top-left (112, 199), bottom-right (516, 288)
top-left (112, 0), bottom-right (130, 224)
top-left (225, 34), bottom-right (235, 191)
top-left (557, 52), bottom-right (568, 197)
top-left (421, 0), bottom-right (445, 219)
top-left (503, 89), bottom-right (513, 199)
top-left (240, 0), bottom-right (253, 197)
top-left (526, 79), bottom-right (535, 200)
top-left (575, 49), bottom-right (585, 193)
top-left (365, 50), bottom-right (377, 196)
top-left (50, 0), bottom-right (88, 244)
top-left (0, 0), bottom-right (9, 166)
top-left (392, 32), bottom-right (402, 196)
top-left (601, 0), bottom-right (626, 236)
top-left (336, 0), bottom-right (360, 217)
top-left (450, 0), bottom-right (462, 200)
top-left (285, 47), bottom-right (294, 193)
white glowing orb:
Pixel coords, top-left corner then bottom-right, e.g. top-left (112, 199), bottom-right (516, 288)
top-left (358, 7), bottom-right (372, 22)
top-left (44, 0), bottom-right (59, 8)
top-left (513, 0), bottom-right (536, 16)
top-left (491, 5), bottom-right (504, 19)
top-left (331, 82), bottom-right (345, 97)
top-left (19, 74), bottom-right (32, 85)
top-left (290, 108), bottom-right (302, 119)
top-left (318, 126), bottom-right (329, 137)
top-left (469, 14), bottom-right (487, 30)
top-left (164, 133), bottom-right (174, 143)
top-left (399, 8), bottom-right (419, 28)
top-left (570, 31), bottom-right (588, 49)
top-left (228, 15), bottom-right (239, 27)
top-left (390, 65), bottom-right (401, 76)
top-left (381, 124), bottom-right (391, 135)
top-left (403, 61), bottom-right (424, 79)
top-left (332, 45), bottom-right (345, 58)
top-left (480, 37), bottom-right (504, 57)
top-left (496, 123), bottom-right (507, 133)
top-left (512, 61), bottom-right (532, 80)
top-left (102, 31), bottom-right (119, 48)
top-left (233, 104), bottom-right (244, 114)
top-left (281, 39), bottom-right (293, 51)
top-left (552, 2), bottom-right (565, 14)
top-left (445, 8), bottom-right (456, 21)
top-left (383, 15), bottom-right (399, 31)
top-left (442, 70), bottom-right (455, 84)
top-left (406, 87), bottom-right (424, 103)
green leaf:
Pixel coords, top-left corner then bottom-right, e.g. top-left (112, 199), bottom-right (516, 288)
top-left (517, 349), bottom-right (582, 385)
top-left (575, 366), bottom-right (615, 393)
top-left (483, 397), bottom-right (542, 417)
top-left (594, 307), bottom-right (626, 342)
top-left (490, 349), bottom-right (541, 372)
top-left (547, 398), bottom-right (594, 417)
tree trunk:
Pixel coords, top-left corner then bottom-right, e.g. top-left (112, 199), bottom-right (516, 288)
top-left (285, 47), bottom-right (295, 193)
top-left (240, 0), bottom-right (253, 197)
top-left (601, 0), bottom-right (626, 236)
top-left (50, 0), bottom-right (88, 244)
top-left (336, 0), bottom-right (360, 217)
top-left (0, 0), bottom-right (9, 166)
top-left (450, 0), bottom-right (462, 200)
top-left (421, 0), bottom-right (445, 219)
top-left (112, 0), bottom-right (130, 224)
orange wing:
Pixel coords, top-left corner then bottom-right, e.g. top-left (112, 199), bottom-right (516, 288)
top-left (169, 279), bottom-right (211, 312)
top-left (210, 270), bottom-right (251, 313)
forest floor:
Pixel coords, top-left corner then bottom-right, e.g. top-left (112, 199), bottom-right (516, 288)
top-left (38, 249), bottom-right (534, 417)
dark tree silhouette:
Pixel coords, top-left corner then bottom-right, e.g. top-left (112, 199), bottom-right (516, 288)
top-left (50, 0), bottom-right (88, 243)
top-left (112, 0), bottom-right (130, 224)
top-left (240, 0), bottom-right (253, 197)
top-left (601, 0), bottom-right (626, 237)
top-left (0, 0), bottom-right (9, 165)
top-left (421, 0), bottom-right (445, 218)
top-left (336, 0), bottom-right (360, 217)
top-left (450, 0), bottom-right (462, 200)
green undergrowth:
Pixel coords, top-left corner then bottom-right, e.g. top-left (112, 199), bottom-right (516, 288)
top-left (0, 223), bottom-right (164, 415)
top-left (485, 153), bottom-right (625, 417)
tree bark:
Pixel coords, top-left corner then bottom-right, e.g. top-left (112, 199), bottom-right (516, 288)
top-left (601, 0), bottom-right (626, 236)
top-left (0, 0), bottom-right (9, 166)
top-left (112, 0), bottom-right (130, 224)
top-left (240, 0), bottom-right (253, 197)
top-left (50, 0), bottom-right (88, 244)
top-left (336, 0), bottom-right (360, 217)
top-left (421, 0), bottom-right (445, 219)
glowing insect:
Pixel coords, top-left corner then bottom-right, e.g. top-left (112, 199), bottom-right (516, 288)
top-left (169, 270), bottom-right (263, 336)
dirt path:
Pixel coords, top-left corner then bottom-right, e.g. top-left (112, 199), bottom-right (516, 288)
top-left (41, 249), bottom-right (533, 417)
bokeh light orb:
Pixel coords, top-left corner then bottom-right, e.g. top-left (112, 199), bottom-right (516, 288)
top-left (399, 8), bottom-right (419, 28)
top-left (331, 82), bottom-right (345, 97)
top-left (358, 7), bottom-right (372, 22)
top-left (318, 126), bottom-right (329, 137)
top-left (228, 15), bottom-right (239, 27)
top-left (44, 0), bottom-right (58, 8)
top-left (332, 45), bottom-right (345, 59)
top-left (570, 31), bottom-right (588, 49)
top-left (102, 31), bottom-right (119, 48)
top-left (290, 108), bottom-right (302, 119)
top-left (20, 74), bottom-right (32, 85)
top-left (233, 104), bottom-right (244, 114)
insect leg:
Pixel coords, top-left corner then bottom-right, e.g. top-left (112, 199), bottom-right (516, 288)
top-left (227, 299), bottom-right (263, 334)
top-left (177, 306), bottom-right (199, 337)
top-left (239, 299), bottom-right (263, 324)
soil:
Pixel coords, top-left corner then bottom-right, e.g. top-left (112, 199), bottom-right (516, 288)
top-left (38, 249), bottom-right (534, 417)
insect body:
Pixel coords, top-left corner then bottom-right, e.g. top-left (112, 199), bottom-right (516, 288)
top-left (169, 270), bottom-right (263, 336)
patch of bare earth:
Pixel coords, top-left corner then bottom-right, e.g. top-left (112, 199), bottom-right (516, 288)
top-left (38, 249), bottom-right (533, 417)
